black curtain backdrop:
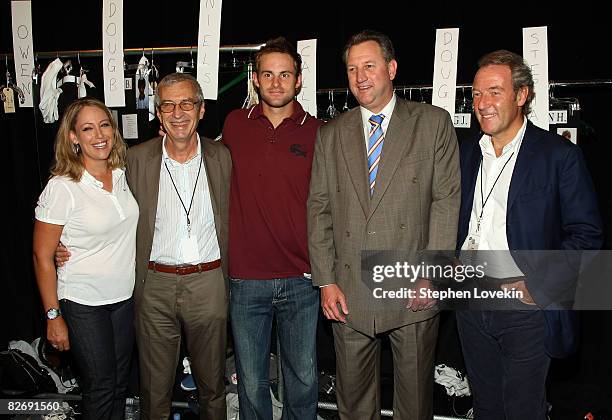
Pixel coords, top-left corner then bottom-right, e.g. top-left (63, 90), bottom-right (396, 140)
top-left (2, 1), bottom-right (611, 416)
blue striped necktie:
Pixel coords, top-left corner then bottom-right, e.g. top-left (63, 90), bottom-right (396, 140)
top-left (367, 114), bottom-right (385, 196)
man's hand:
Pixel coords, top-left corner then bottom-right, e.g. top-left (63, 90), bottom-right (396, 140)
top-left (54, 242), bottom-right (71, 267)
top-left (407, 278), bottom-right (437, 312)
top-left (501, 279), bottom-right (536, 305)
top-left (47, 317), bottom-right (70, 352)
top-left (321, 284), bottom-right (349, 322)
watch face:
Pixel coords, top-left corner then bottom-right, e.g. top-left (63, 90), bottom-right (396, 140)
top-left (46, 308), bottom-right (60, 320)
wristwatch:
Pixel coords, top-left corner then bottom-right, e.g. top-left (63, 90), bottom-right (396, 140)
top-left (46, 308), bottom-right (62, 320)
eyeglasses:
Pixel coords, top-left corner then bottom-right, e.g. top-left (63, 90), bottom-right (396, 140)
top-left (158, 100), bottom-right (201, 113)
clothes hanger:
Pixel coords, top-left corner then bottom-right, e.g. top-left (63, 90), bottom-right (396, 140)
top-left (76, 52), bottom-right (95, 97)
top-left (148, 49), bottom-right (159, 85)
top-left (549, 84), bottom-right (580, 116)
top-left (326, 91), bottom-right (339, 119)
top-left (342, 88), bottom-right (350, 112)
top-left (176, 48), bottom-right (196, 73)
top-left (419, 87), bottom-right (427, 103)
top-left (0, 57), bottom-right (26, 104)
top-left (457, 86), bottom-right (471, 113)
top-left (242, 62), bottom-right (259, 109)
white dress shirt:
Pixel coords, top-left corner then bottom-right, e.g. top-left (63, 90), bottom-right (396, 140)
top-left (149, 134), bottom-right (220, 265)
top-left (461, 118), bottom-right (528, 278)
top-left (360, 94), bottom-right (397, 150)
top-left (35, 169), bottom-right (138, 305)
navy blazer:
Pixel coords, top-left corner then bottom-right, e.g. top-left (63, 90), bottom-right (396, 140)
top-left (456, 121), bottom-right (603, 357)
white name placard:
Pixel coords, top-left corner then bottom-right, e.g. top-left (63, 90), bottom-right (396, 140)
top-left (197, 0), bottom-right (222, 100)
top-left (453, 113), bottom-right (471, 128)
top-left (549, 110), bottom-right (568, 124)
top-left (432, 28), bottom-right (459, 116)
top-left (523, 26), bottom-right (549, 131)
top-left (297, 39), bottom-right (317, 117)
top-left (11, 1), bottom-right (35, 107)
top-left (103, 0), bottom-right (125, 107)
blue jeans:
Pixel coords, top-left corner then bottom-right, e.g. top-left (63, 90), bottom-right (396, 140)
top-left (230, 277), bottom-right (319, 420)
top-left (61, 298), bottom-right (135, 420)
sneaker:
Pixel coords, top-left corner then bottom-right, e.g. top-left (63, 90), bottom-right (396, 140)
top-left (181, 374), bottom-right (197, 391)
top-left (434, 364), bottom-right (471, 397)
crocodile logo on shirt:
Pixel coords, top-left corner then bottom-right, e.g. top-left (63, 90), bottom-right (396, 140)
top-left (289, 144), bottom-right (306, 158)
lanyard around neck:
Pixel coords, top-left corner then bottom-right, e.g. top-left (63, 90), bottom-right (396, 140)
top-left (478, 151), bottom-right (515, 221)
top-left (164, 155), bottom-right (203, 235)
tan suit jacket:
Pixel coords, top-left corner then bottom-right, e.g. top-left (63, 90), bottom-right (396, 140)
top-left (308, 99), bottom-right (460, 336)
top-left (125, 136), bottom-right (232, 303)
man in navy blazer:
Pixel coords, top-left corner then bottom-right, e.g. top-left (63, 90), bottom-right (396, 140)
top-left (455, 50), bottom-right (602, 419)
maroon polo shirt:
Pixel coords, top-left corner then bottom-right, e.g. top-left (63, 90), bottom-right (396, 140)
top-left (222, 101), bottom-right (323, 279)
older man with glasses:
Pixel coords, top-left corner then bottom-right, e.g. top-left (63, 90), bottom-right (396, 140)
top-left (126, 72), bottom-right (232, 420)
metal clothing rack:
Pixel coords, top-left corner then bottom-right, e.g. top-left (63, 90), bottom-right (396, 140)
top-left (316, 79), bottom-right (612, 95)
top-left (0, 43), bottom-right (264, 61)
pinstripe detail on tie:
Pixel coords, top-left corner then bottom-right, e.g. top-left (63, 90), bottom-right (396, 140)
top-left (367, 114), bottom-right (385, 196)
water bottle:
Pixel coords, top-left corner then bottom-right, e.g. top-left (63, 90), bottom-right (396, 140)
top-left (125, 397), bottom-right (140, 420)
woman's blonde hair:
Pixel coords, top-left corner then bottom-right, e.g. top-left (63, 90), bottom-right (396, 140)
top-left (51, 98), bottom-right (127, 181)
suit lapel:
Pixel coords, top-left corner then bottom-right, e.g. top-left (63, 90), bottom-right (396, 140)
top-left (202, 140), bottom-right (222, 235)
top-left (507, 122), bottom-right (539, 213)
top-left (340, 109), bottom-right (369, 217)
top-left (464, 140), bottom-right (481, 217)
top-left (369, 100), bottom-right (415, 217)
top-left (145, 140), bottom-right (163, 236)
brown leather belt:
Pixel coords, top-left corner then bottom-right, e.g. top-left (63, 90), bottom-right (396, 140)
top-left (148, 259), bottom-right (221, 275)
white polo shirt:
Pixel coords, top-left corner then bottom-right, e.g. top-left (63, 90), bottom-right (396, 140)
top-left (35, 169), bottom-right (139, 305)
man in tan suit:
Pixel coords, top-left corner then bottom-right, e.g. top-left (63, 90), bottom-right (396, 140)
top-left (126, 73), bottom-right (231, 420)
top-left (308, 30), bottom-right (460, 419)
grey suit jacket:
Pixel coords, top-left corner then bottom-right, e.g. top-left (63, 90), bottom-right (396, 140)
top-left (125, 136), bottom-right (232, 303)
top-left (308, 99), bottom-right (461, 336)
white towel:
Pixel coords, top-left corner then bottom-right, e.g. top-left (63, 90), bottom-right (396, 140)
top-left (39, 58), bottom-right (64, 123)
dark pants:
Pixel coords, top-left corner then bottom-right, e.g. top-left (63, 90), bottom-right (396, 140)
top-left (230, 277), bottom-right (320, 420)
top-left (136, 268), bottom-right (227, 420)
top-left (456, 310), bottom-right (550, 420)
top-left (61, 297), bottom-right (134, 420)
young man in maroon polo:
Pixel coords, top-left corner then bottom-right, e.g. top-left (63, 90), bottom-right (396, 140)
top-left (221, 37), bottom-right (323, 420)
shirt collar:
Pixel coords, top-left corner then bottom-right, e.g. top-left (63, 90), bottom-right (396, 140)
top-left (81, 168), bottom-right (124, 188)
top-left (479, 116), bottom-right (527, 158)
top-left (247, 100), bottom-right (309, 125)
top-left (162, 134), bottom-right (202, 166)
top-left (360, 93), bottom-right (397, 127)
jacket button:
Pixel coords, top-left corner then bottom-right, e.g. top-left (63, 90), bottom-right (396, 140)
top-left (412, 177), bottom-right (418, 183)
top-left (400, 224), bottom-right (406, 229)
top-left (367, 231), bottom-right (375, 235)
top-left (346, 231), bottom-right (350, 237)
top-left (345, 264), bottom-right (350, 269)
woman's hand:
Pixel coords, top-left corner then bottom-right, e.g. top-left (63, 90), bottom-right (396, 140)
top-left (47, 318), bottom-right (70, 351)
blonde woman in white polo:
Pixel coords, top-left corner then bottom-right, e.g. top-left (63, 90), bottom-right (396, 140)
top-left (33, 98), bottom-right (138, 420)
